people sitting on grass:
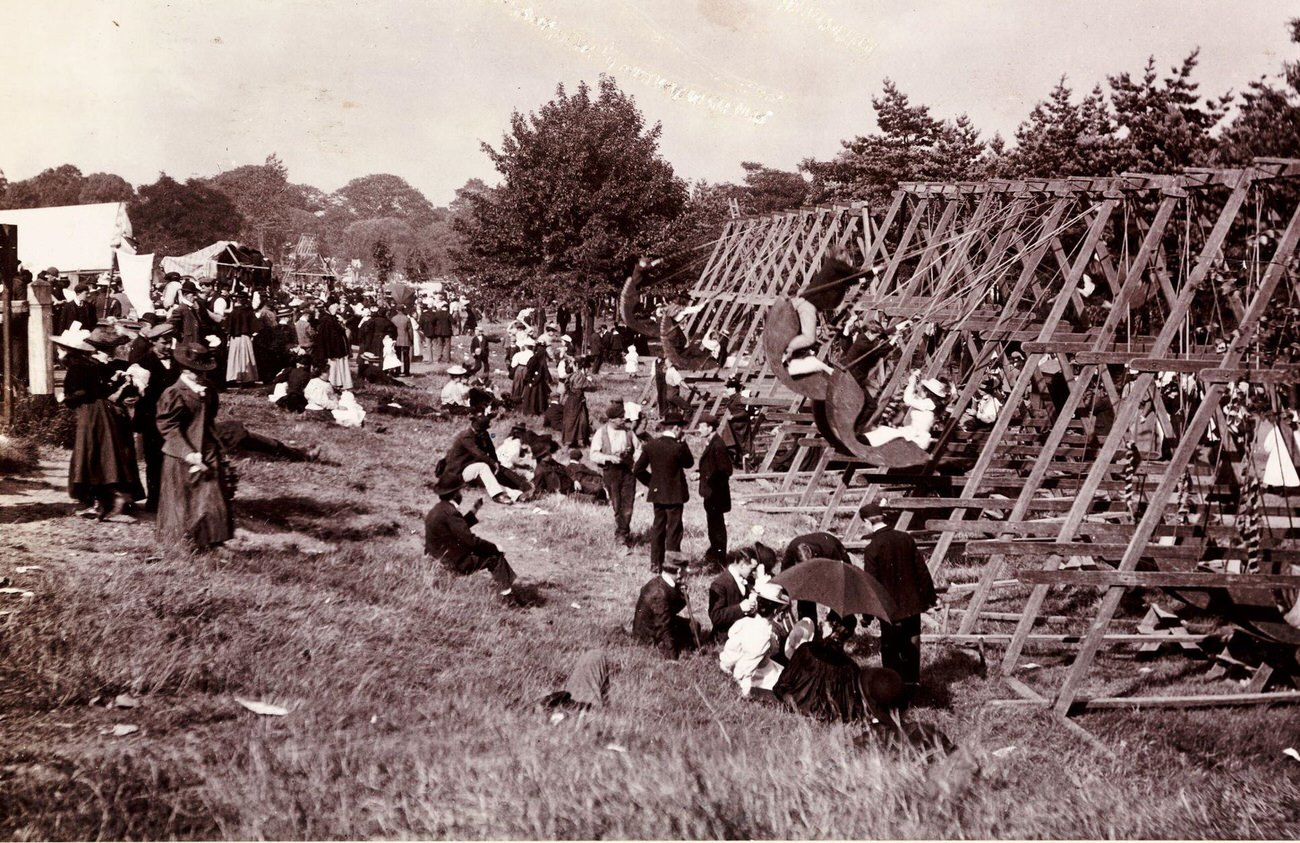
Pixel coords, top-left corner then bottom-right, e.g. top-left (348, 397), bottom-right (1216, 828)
top-left (771, 617), bottom-right (904, 723)
top-left (304, 366), bottom-right (339, 412)
top-left (423, 473), bottom-right (523, 607)
top-left (269, 353), bottom-right (312, 413)
top-left (718, 581), bottom-right (790, 698)
top-left (631, 551), bottom-right (703, 660)
top-left (529, 435), bottom-right (574, 496)
top-left (563, 448), bottom-right (608, 503)
top-left (440, 364), bottom-right (473, 412)
top-left (497, 423), bottom-right (535, 475)
top-left (708, 547), bottom-right (760, 645)
top-left (442, 415), bottom-right (525, 505)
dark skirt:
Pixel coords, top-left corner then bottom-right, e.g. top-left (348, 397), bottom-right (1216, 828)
top-left (157, 452), bottom-right (234, 548)
top-left (771, 642), bottom-right (869, 723)
top-left (68, 400), bottom-right (144, 502)
top-left (561, 392), bottom-right (590, 446)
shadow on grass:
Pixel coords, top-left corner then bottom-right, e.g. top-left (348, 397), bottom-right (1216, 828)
top-left (237, 494), bottom-right (401, 543)
top-left (0, 502), bottom-right (74, 524)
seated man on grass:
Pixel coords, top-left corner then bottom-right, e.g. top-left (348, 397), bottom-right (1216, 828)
top-left (424, 473), bottom-right (523, 607)
top-left (631, 551), bottom-right (704, 660)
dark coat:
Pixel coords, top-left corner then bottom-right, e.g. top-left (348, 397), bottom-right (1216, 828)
top-left (64, 357), bottom-right (141, 501)
top-left (313, 313), bottom-right (350, 361)
top-left (155, 380), bottom-right (233, 547)
top-left (424, 500), bottom-right (494, 569)
top-left (357, 314), bottom-right (395, 357)
top-left (133, 352), bottom-right (180, 435)
top-left (780, 531), bottom-right (851, 571)
top-left (633, 434), bottom-right (693, 504)
top-left (561, 371), bottom-right (594, 446)
top-left (707, 569), bottom-right (747, 643)
top-left (797, 256), bottom-right (858, 311)
top-left (860, 526), bottom-right (937, 619)
top-left (168, 302), bottom-right (203, 344)
top-left (428, 308), bottom-right (454, 337)
top-left (632, 575), bottom-right (688, 659)
top-left (443, 427), bottom-right (499, 478)
top-left (698, 432), bottom-right (733, 512)
top-left (521, 350), bottom-right (552, 416)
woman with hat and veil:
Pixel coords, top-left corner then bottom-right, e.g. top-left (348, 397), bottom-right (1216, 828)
top-left (55, 323), bottom-right (144, 520)
top-left (718, 581), bottom-right (791, 698)
top-left (155, 342), bottom-right (234, 549)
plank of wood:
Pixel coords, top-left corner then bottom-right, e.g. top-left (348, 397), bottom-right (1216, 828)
top-left (1075, 691), bottom-right (1300, 710)
top-left (1017, 570), bottom-right (1300, 588)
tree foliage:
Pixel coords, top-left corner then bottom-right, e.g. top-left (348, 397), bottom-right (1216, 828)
top-left (455, 76), bottom-right (688, 305)
top-left (1001, 79), bottom-right (1128, 177)
top-left (207, 154), bottom-right (292, 254)
top-left (128, 174), bottom-right (244, 258)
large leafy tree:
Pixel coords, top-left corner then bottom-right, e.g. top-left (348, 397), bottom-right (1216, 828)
top-left (801, 80), bottom-right (986, 204)
top-left (207, 154), bottom-right (292, 254)
top-left (77, 173), bottom-right (134, 204)
top-left (1, 164), bottom-right (89, 209)
top-left (335, 174), bottom-right (437, 230)
top-left (455, 76), bottom-right (688, 308)
top-left (129, 174), bottom-right (243, 257)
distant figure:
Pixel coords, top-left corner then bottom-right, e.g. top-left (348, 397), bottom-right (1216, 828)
top-left (697, 413), bottom-right (734, 569)
top-left (590, 401), bottom-right (640, 547)
top-left (633, 410), bottom-right (694, 573)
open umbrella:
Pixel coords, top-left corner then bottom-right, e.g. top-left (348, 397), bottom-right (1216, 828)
top-left (771, 557), bottom-right (901, 621)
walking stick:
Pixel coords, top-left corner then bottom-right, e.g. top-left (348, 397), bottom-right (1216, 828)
top-left (681, 569), bottom-right (703, 649)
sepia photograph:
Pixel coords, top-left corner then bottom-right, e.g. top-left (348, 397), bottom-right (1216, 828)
top-left (2, 1), bottom-right (1299, 838)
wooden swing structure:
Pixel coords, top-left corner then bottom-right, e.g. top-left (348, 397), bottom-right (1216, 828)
top-left (653, 159), bottom-right (1300, 731)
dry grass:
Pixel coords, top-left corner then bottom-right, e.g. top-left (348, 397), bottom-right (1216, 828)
top-left (2, 344), bottom-right (1299, 839)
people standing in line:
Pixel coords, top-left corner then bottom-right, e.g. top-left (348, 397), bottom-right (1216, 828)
top-left (631, 551), bottom-right (701, 660)
top-left (633, 410), bottom-right (694, 573)
top-left (858, 501), bottom-right (937, 703)
top-left (155, 343), bottom-right (234, 549)
top-left (697, 413), bottom-right (734, 569)
top-left (590, 401), bottom-right (640, 548)
top-left (424, 474), bottom-right (522, 607)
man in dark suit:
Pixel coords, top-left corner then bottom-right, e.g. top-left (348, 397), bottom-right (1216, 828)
top-left (697, 414), bottom-right (734, 569)
top-left (132, 322), bottom-right (181, 512)
top-left (781, 530), bottom-right (857, 629)
top-left (707, 548), bottom-right (758, 644)
top-left (858, 501), bottom-right (936, 700)
top-left (633, 410), bottom-right (694, 573)
top-left (429, 301), bottom-right (454, 361)
top-left (631, 552), bottom-right (699, 659)
top-left (443, 415), bottom-right (524, 504)
top-left (424, 473), bottom-right (521, 605)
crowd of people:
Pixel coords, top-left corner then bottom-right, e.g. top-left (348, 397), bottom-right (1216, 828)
top-left (39, 258), bottom-right (943, 735)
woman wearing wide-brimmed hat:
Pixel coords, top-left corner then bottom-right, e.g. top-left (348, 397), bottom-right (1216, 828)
top-left (155, 342), bottom-right (233, 548)
top-left (56, 323), bottom-right (144, 520)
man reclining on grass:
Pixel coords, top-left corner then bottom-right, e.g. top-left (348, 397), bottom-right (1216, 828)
top-left (424, 473), bottom-right (523, 607)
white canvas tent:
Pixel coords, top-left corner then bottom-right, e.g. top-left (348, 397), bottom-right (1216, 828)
top-left (160, 240), bottom-right (236, 279)
top-left (0, 202), bottom-right (134, 274)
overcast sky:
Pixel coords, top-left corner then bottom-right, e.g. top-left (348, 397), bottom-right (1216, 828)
top-left (3, 1), bottom-right (1295, 205)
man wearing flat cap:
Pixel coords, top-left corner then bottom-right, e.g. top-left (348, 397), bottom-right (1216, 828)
top-left (631, 551), bottom-right (700, 660)
top-left (858, 501), bottom-right (936, 702)
top-left (589, 400), bottom-right (640, 547)
top-left (633, 409), bottom-right (694, 572)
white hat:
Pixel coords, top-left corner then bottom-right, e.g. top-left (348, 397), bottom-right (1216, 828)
top-left (784, 617), bottom-right (816, 660)
top-left (920, 378), bottom-right (948, 398)
top-left (446, 364), bottom-right (467, 376)
top-left (50, 323), bottom-right (94, 352)
top-left (755, 581), bottom-right (790, 605)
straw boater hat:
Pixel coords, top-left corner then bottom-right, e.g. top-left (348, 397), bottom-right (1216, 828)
top-left (50, 324), bottom-right (94, 352)
top-left (173, 342), bottom-right (217, 372)
top-left (446, 364), bottom-right (468, 376)
top-left (142, 322), bottom-right (176, 340)
top-left (756, 581), bottom-right (791, 605)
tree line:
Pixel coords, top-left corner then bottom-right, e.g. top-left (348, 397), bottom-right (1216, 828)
top-left (2, 18), bottom-right (1296, 313)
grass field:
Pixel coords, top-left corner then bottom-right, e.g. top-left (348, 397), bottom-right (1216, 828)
top-left (2, 345), bottom-right (1299, 839)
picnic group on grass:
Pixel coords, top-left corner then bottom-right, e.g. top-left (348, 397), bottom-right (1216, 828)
top-left (35, 256), bottom-right (944, 736)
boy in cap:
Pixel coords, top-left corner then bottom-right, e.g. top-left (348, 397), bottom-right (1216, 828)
top-left (631, 551), bottom-right (701, 659)
top-left (424, 474), bottom-right (522, 606)
top-left (858, 501), bottom-right (936, 703)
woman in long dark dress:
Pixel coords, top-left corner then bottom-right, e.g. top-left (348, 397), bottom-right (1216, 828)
top-left (520, 341), bottom-right (552, 416)
top-left (155, 343), bottom-right (234, 549)
top-left (57, 326), bottom-right (143, 520)
top-left (772, 618), bottom-right (902, 723)
top-left (312, 303), bottom-right (353, 390)
top-left (561, 355), bottom-right (596, 447)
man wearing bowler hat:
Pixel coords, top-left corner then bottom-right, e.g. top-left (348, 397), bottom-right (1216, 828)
top-left (633, 409), bottom-right (694, 573)
top-left (424, 473), bottom-right (522, 606)
top-left (589, 400), bottom-right (640, 547)
top-left (858, 501), bottom-right (936, 702)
